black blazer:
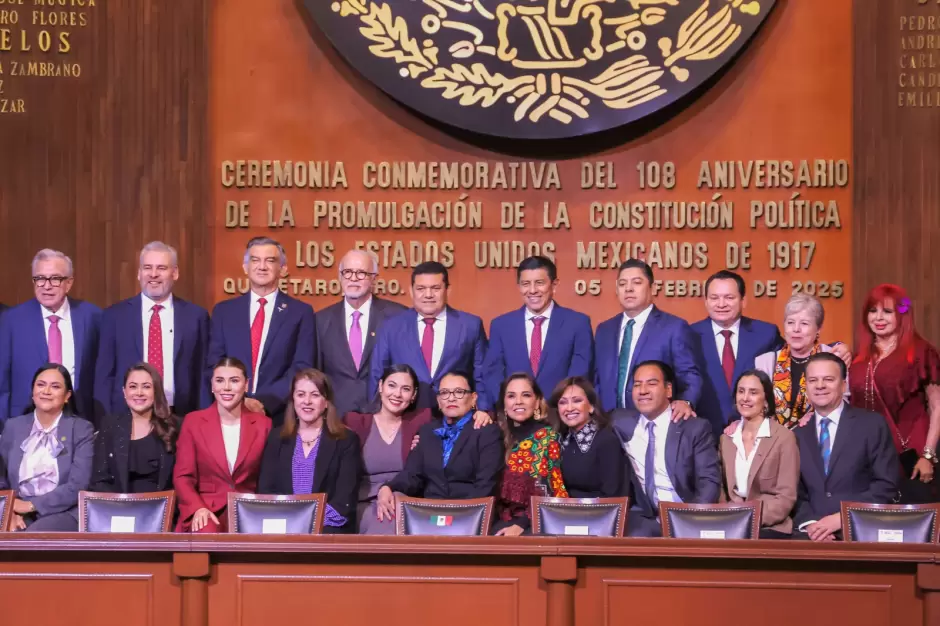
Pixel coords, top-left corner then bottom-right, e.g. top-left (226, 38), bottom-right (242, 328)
top-left (257, 428), bottom-right (361, 534)
top-left (315, 297), bottom-right (407, 416)
top-left (793, 404), bottom-right (899, 527)
top-left (90, 412), bottom-right (176, 493)
top-left (386, 420), bottom-right (504, 500)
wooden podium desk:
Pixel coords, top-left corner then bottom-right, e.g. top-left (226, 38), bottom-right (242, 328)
top-left (1, 535), bottom-right (938, 626)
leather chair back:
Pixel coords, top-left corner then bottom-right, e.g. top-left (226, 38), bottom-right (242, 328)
top-left (531, 496), bottom-right (628, 537)
top-left (660, 502), bottom-right (761, 540)
top-left (0, 490), bottom-right (13, 532)
top-left (227, 493), bottom-right (326, 534)
top-left (841, 502), bottom-right (940, 544)
top-left (396, 496), bottom-right (494, 536)
top-left (78, 490), bottom-right (176, 533)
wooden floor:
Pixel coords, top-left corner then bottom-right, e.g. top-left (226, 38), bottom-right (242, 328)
top-left (0, 534), bottom-right (937, 626)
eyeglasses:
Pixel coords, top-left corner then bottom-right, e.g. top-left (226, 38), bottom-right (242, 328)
top-left (32, 275), bottom-right (68, 287)
top-left (340, 269), bottom-right (376, 281)
top-left (437, 388), bottom-right (470, 399)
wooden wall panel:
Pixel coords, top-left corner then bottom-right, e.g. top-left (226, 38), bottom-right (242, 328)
top-left (0, 0), bottom-right (211, 308)
top-left (854, 0), bottom-right (940, 344)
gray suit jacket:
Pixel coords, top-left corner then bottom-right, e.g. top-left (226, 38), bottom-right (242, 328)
top-left (315, 296), bottom-right (407, 416)
top-left (0, 413), bottom-right (95, 520)
top-left (612, 409), bottom-right (721, 517)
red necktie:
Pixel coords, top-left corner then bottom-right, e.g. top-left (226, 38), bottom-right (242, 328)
top-left (720, 329), bottom-right (735, 388)
top-left (251, 297), bottom-right (267, 377)
top-left (148, 304), bottom-right (164, 378)
top-left (421, 317), bottom-right (435, 373)
top-left (530, 316), bottom-right (545, 374)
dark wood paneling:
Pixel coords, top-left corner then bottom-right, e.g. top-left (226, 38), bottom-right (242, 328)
top-left (0, 0), bottom-right (210, 308)
top-left (854, 0), bottom-right (940, 344)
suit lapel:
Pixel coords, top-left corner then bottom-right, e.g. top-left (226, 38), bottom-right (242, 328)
top-left (234, 294), bottom-right (253, 366)
top-left (29, 300), bottom-right (47, 363)
top-left (233, 413), bottom-right (259, 475)
top-left (115, 413), bottom-right (132, 493)
top-left (799, 417), bottom-right (826, 483)
top-left (407, 310), bottom-right (432, 380)
top-left (437, 307), bottom-right (461, 380)
top-left (360, 299), bottom-right (381, 372)
top-left (260, 294), bottom-right (289, 366)
top-left (826, 405), bottom-right (851, 476)
top-left (511, 308), bottom-right (531, 374)
top-left (132, 295), bottom-right (145, 362)
top-left (746, 423), bottom-right (778, 494)
top-left (700, 324), bottom-right (728, 395)
top-left (70, 300), bottom-right (86, 388)
top-left (540, 305), bottom-right (565, 375)
top-left (54, 418), bottom-right (74, 479)
top-left (665, 419), bottom-right (682, 484)
top-left (200, 408), bottom-right (230, 477)
top-left (312, 434), bottom-right (335, 492)
top-left (734, 318), bottom-right (758, 382)
top-left (172, 298), bottom-right (184, 365)
top-left (631, 307), bottom-right (658, 376)
top-left (328, 302), bottom-right (357, 374)
top-left (444, 420), bottom-right (473, 472)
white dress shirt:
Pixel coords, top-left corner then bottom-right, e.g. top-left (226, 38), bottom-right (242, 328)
top-left (249, 290), bottom-right (278, 393)
top-left (221, 422), bottom-right (241, 474)
top-left (618, 304), bottom-right (653, 404)
top-left (43, 298), bottom-right (76, 384)
top-left (730, 417), bottom-right (772, 498)
top-left (345, 296), bottom-right (373, 341)
top-left (712, 318), bottom-right (741, 361)
top-left (417, 308), bottom-right (447, 376)
top-left (626, 406), bottom-right (682, 505)
top-left (141, 293), bottom-right (175, 406)
top-left (525, 301), bottom-right (554, 355)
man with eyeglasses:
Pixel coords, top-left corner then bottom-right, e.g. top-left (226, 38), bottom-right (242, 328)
top-left (206, 237), bottom-right (316, 426)
top-left (0, 249), bottom-right (102, 422)
top-left (94, 241), bottom-right (211, 419)
top-left (315, 249), bottom-right (406, 415)
top-left (370, 261), bottom-right (490, 411)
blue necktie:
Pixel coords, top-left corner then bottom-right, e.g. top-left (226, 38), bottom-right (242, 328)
top-left (645, 421), bottom-right (659, 513)
top-left (616, 319), bottom-right (636, 409)
top-left (819, 417), bottom-right (832, 475)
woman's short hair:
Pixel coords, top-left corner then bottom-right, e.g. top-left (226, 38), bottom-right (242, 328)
top-left (783, 293), bottom-right (825, 328)
top-left (24, 363), bottom-right (78, 416)
top-left (439, 370), bottom-right (475, 393)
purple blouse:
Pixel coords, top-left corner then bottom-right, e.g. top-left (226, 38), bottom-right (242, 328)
top-left (292, 435), bottom-right (346, 527)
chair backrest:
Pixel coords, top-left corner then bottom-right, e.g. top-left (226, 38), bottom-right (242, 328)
top-left (78, 490), bottom-right (176, 533)
top-left (841, 502), bottom-right (940, 544)
top-left (0, 490), bottom-right (13, 532)
top-left (531, 496), bottom-right (629, 537)
top-left (227, 493), bottom-right (326, 534)
top-left (396, 496), bottom-right (494, 536)
top-left (660, 502), bottom-right (761, 540)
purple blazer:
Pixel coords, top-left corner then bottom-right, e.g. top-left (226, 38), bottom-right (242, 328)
top-left (343, 408), bottom-right (433, 463)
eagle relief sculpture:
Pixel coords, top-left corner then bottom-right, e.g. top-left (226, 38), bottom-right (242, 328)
top-left (306, 0), bottom-right (775, 138)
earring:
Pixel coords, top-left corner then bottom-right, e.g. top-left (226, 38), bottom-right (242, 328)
top-left (472, 404), bottom-right (477, 412)
top-left (534, 407), bottom-right (542, 421)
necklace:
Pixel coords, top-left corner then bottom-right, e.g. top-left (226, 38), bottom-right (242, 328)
top-left (864, 357), bottom-right (910, 450)
top-left (300, 430), bottom-right (321, 445)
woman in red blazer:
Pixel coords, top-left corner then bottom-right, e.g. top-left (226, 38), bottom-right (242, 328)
top-left (173, 357), bottom-right (272, 532)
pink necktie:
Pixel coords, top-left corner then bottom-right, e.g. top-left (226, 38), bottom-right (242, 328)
top-left (47, 315), bottom-right (62, 364)
top-left (530, 316), bottom-right (545, 374)
top-left (349, 310), bottom-right (363, 370)
top-left (421, 317), bottom-right (435, 373)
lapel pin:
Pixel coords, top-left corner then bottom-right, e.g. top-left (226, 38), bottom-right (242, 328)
top-left (370, 331), bottom-right (375, 337)
top-left (280, 303), bottom-right (287, 311)
top-left (60, 436), bottom-right (66, 442)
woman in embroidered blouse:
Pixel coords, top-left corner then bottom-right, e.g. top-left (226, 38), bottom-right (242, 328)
top-left (753, 294), bottom-right (849, 429)
top-left (258, 369), bottom-right (361, 533)
top-left (550, 376), bottom-right (627, 498)
top-left (849, 284), bottom-right (940, 503)
top-left (493, 373), bottom-right (568, 537)
top-left (0, 364), bottom-right (94, 531)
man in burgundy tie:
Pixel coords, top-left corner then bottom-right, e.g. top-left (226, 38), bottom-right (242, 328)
top-left (370, 261), bottom-right (489, 411)
top-left (315, 249), bottom-right (407, 416)
top-left (482, 256), bottom-right (594, 407)
top-left (0, 249), bottom-right (102, 423)
top-left (94, 242), bottom-right (210, 419)
top-left (207, 237), bottom-right (316, 426)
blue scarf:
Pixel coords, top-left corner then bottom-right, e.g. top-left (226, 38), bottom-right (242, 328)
top-left (434, 412), bottom-right (473, 467)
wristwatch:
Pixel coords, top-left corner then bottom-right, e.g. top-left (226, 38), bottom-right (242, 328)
top-left (923, 447), bottom-right (939, 465)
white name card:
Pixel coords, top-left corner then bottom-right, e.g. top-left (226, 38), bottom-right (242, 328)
top-left (110, 516), bottom-right (136, 533)
top-left (878, 529), bottom-right (904, 543)
top-left (262, 518), bottom-right (287, 534)
top-left (700, 530), bottom-right (726, 539)
top-left (564, 525), bottom-right (590, 536)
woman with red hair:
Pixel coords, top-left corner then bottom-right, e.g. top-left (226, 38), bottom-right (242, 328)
top-left (849, 284), bottom-right (940, 503)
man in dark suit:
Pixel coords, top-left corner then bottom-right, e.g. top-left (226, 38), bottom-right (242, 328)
top-left (207, 237), bottom-right (316, 425)
top-left (370, 261), bottom-right (490, 410)
top-left (483, 255), bottom-right (594, 406)
top-left (316, 249), bottom-right (407, 416)
top-left (691, 270), bottom-right (784, 438)
top-left (95, 241), bottom-right (210, 418)
top-left (0, 249), bottom-right (102, 422)
top-left (595, 259), bottom-right (701, 417)
top-left (612, 360), bottom-right (721, 538)
top-left (794, 352), bottom-right (899, 541)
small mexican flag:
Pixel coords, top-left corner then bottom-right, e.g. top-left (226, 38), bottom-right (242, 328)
top-left (432, 515), bottom-right (453, 526)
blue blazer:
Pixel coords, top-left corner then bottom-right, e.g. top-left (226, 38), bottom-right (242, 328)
top-left (594, 306), bottom-right (702, 413)
top-left (369, 307), bottom-right (490, 410)
top-left (0, 298), bottom-right (102, 422)
top-left (483, 303), bottom-right (594, 405)
top-left (207, 292), bottom-right (316, 417)
top-left (95, 295), bottom-right (210, 417)
top-left (691, 316), bottom-right (784, 437)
